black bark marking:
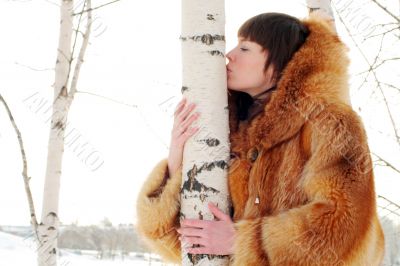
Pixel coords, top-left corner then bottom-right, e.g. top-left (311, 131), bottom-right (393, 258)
top-left (188, 253), bottom-right (226, 265)
top-left (207, 14), bottom-right (215, 20)
top-left (50, 248), bottom-right (56, 254)
top-left (200, 193), bottom-right (206, 202)
top-left (181, 171), bottom-right (218, 194)
top-left (198, 211), bottom-right (203, 220)
top-left (181, 86), bottom-right (188, 94)
top-left (180, 34), bottom-right (225, 45)
top-left (199, 138), bottom-right (220, 147)
top-left (60, 86), bottom-right (68, 97)
top-left (208, 50), bottom-right (224, 57)
top-left (181, 193), bottom-right (210, 202)
top-left (188, 160), bottom-right (228, 179)
top-left (181, 161), bottom-right (227, 194)
top-left (308, 7), bottom-right (321, 12)
top-left (52, 121), bottom-right (65, 130)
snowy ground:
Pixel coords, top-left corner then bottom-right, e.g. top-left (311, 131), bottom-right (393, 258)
top-left (1, 227), bottom-right (399, 265)
top-left (0, 231), bottom-right (175, 266)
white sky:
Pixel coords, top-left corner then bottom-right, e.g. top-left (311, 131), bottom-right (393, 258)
top-left (0, 0), bottom-right (399, 226)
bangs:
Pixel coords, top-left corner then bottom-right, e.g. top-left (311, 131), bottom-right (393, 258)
top-left (238, 16), bottom-right (270, 49)
top-left (237, 13), bottom-right (309, 81)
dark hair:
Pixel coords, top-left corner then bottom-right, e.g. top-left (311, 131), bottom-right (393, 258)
top-left (238, 12), bottom-right (309, 82)
top-left (234, 12), bottom-right (309, 120)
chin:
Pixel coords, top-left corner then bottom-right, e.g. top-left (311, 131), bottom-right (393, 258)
top-left (227, 86), bottom-right (248, 93)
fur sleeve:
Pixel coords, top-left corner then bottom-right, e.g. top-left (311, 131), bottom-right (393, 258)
top-left (231, 105), bottom-right (384, 265)
top-left (135, 158), bottom-right (182, 263)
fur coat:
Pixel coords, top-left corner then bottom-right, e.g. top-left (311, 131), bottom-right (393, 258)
top-left (136, 15), bottom-right (385, 265)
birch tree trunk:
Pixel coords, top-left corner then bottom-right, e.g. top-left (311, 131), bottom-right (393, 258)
top-left (306, 0), bottom-right (337, 32)
top-left (37, 1), bottom-right (73, 265)
top-left (180, 0), bottom-right (230, 265)
top-left (37, 0), bottom-right (92, 265)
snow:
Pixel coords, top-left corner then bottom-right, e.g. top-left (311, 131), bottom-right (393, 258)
top-left (0, 231), bottom-right (175, 266)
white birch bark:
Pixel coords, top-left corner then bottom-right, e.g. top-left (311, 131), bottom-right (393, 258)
top-left (37, 0), bottom-right (92, 265)
top-left (37, 1), bottom-right (73, 265)
top-left (306, 0), bottom-right (337, 33)
top-left (180, 0), bottom-right (230, 265)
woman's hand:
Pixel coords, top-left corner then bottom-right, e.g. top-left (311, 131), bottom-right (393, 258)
top-left (168, 97), bottom-right (200, 177)
top-left (176, 202), bottom-right (236, 255)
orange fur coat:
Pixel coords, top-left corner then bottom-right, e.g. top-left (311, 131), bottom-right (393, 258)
top-left (136, 15), bottom-right (384, 265)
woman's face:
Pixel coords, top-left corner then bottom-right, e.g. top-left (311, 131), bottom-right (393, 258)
top-left (226, 39), bottom-right (274, 97)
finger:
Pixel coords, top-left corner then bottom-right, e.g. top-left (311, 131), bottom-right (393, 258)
top-left (174, 97), bottom-right (187, 117)
top-left (186, 246), bottom-right (209, 255)
top-left (208, 202), bottom-right (231, 221)
top-left (177, 114), bottom-right (199, 137)
top-left (182, 218), bottom-right (210, 228)
top-left (178, 227), bottom-right (205, 238)
top-left (177, 103), bottom-right (196, 124)
top-left (180, 112), bottom-right (200, 132)
top-left (182, 236), bottom-right (208, 247)
top-left (176, 127), bottom-right (199, 143)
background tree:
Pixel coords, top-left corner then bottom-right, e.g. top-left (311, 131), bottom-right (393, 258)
top-left (36, 0), bottom-right (93, 265)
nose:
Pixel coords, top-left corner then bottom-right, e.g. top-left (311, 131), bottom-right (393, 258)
top-left (226, 49), bottom-right (234, 62)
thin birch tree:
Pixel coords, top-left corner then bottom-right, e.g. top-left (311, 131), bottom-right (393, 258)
top-left (37, 0), bottom-right (92, 265)
top-left (306, 0), bottom-right (336, 31)
top-left (180, 0), bottom-right (231, 265)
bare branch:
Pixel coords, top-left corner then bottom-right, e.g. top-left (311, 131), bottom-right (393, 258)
top-left (355, 34), bottom-right (385, 76)
top-left (378, 195), bottom-right (400, 209)
top-left (0, 94), bottom-right (39, 237)
top-left (335, 8), bottom-right (400, 147)
top-left (73, 28), bottom-right (86, 38)
top-left (355, 34), bottom-right (384, 92)
top-left (381, 82), bottom-right (400, 93)
top-left (370, 0), bottom-right (400, 23)
top-left (69, 0), bottom-right (92, 99)
top-left (75, 90), bottom-right (137, 108)
top-left (73, 0), bottom-right (122, 16)
top-left (14, 62), bottom-right (54, 72)
top-left (364, 26), bottom-right (400, 40)
top-left (70, 0), bottom-right (87, 70)
top-left (371, 57), bottom-right (400, 72)
top-left (75, 90), bottom-right (168, 149)
top-left (372, 152), bottom-right (400, 174)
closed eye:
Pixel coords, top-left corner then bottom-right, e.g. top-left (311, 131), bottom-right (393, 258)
top-left (240, 47), bottom-right (248, 51)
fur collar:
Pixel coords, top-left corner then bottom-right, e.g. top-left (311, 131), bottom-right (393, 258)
top-left (229, 14), bottom-right (351, 152)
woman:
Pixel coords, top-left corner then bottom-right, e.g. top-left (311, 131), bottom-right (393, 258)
top-left (136, 12), bottom-right (384, 265)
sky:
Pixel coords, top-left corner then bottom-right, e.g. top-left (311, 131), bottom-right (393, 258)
top-left (0, 0), bottom-right (399, 226)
